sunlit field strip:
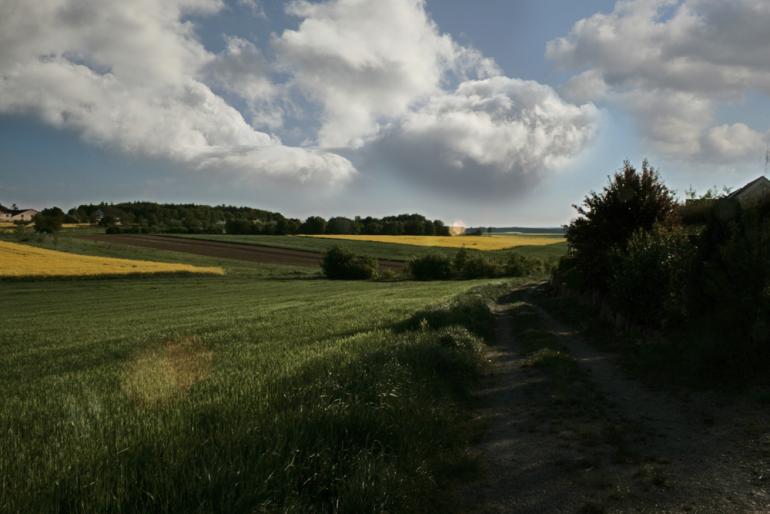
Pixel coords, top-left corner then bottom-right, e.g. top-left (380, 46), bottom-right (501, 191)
top-left (308, 234), bottom-right (565, 251)
top-left (0, 240), bottom-right (224, 278)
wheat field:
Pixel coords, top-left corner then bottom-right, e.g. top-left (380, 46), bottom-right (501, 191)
top-left (0, 240), bottom-right (224, 278)
top-left (308, 234), bottom-right (565, 251)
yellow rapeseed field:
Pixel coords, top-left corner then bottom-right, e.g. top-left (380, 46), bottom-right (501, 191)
top-left (308, 234), bottom-right (564, 251)
top-left (0, 241), bottom-right (224, 278)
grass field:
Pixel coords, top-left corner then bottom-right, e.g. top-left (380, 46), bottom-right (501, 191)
top-left (170, 234), bottom-right (568, 262)
top-left (309, 234), bottom-right (565, 251)
top-left (0, 236), bottom-right (516, 512)
top-left (0, 240), bottom-right (223, 278)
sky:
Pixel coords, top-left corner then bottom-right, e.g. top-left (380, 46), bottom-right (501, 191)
top-left (2, 0), bottom-right (770, 226)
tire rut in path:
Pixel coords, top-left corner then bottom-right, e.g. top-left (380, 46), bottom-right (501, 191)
top-left (456, 288), bottom-right (770, 513)
top-left (455, 298), bottom-right (591, 513)
top-left (527, 297), bottom-right (770, 512)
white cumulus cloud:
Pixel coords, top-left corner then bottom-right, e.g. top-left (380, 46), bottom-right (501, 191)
top-left (368, 77), bottom-right (598, 196)
top-left (274, 0), bottom-right (499, 149)
top-left (0, 0), bottom-right (356, 185)
top-left (0, 0), bottom-right (599, 194)
top-left (547, 0), bottom-right (770, 162)
top-left (274, 0), bottom-right (595, 194)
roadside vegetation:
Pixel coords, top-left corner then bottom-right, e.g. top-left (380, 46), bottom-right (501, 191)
top-left (552, 160), bottom-right (770, 386)
top-left (0, 236), bottom-right (525, 512)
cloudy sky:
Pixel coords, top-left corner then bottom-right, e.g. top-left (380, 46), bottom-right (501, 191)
top-left (2, 0), bottom-right (770, 225)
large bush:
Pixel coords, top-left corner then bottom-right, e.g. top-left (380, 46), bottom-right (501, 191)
top-left (684, 206), bottom-right (770, 377)
top-left (408, 254), bottom-right (453, 281)
top-left (503, 252), bottom-right (543, 277)
top-left (608, 225), bottom-right (694, 328)
top-left (321, 246), bottom-right (377, 280)
top-left (566, 160), bottom-right (677, 292)
top-left (453, 248), bottom-right (500, 279)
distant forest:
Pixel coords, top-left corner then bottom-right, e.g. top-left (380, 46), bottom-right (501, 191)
top-left (465, 226), bottom-right (565, 235)
top-left (68, 202), bottom-right (452, 236)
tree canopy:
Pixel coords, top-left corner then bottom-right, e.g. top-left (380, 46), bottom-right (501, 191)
top-left (565, 160), bottom-right (677, 291)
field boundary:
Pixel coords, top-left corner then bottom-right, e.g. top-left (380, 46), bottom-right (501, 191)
top-left (79, 234), bottom-right (407, 270)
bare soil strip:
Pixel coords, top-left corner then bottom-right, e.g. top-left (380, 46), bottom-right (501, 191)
top-left (80, 234), bottom-right (406, 270)
top-left (458, 286), bottom-right (770, 513)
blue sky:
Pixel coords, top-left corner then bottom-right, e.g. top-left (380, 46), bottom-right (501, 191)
top-left (1, 0), bottom-right (769, 225)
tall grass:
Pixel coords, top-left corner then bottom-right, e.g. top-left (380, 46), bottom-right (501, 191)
top-left (0, 238), bottom-right (509, 512)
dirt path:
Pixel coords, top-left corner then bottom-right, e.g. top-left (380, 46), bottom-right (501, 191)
top-left (79, 234), bottom-right (406, 271)
top-left (456, 299), bottom-right (593, 512)
top-left (457, 287), bottom-right (770, 513)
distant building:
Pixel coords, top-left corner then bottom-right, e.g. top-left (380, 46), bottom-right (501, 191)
top-left (725, 176), bottom-right (770, 209)
top-left (0, 204), bottom-right (38, 223)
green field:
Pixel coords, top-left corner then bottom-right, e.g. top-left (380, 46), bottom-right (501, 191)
top-left (168, 233), bottom-right (568, 262)
top-left (0, 236), bottom-right (518, 512)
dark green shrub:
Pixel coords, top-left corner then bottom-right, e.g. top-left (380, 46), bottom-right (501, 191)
top-left (681, 207), bottom-right (770, 380)
top-left (455, 252), bottom-right (500, 279)
top-left (503, 253), bottom-right (543, 277)
top-left (321, 246), bottom-right (377, 280)
top-left (566, 160), bottom-right (677, 292)
top-left (408, 254), bottom-right (452, 281)
top-left (609, 225), bottom-right (694, 328)
top-left (34, 207), bottom-right (65, 234)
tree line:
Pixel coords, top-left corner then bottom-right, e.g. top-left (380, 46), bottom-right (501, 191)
top-left (33, 202), bottom-right (451, 236)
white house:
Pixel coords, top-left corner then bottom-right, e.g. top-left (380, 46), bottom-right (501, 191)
top-left (0, 204), bottom-right (39, 222)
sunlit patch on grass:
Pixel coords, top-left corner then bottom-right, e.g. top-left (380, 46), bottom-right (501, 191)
top-left (122, 337), bottom-right (213, 406)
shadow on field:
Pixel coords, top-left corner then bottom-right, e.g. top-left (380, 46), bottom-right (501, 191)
top-left (12, 290), bottom-right (495, 514)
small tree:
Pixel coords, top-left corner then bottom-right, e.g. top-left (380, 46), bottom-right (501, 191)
top-left (34, 207), bottom-right (65, 234)
top-left (565, 160), bottom-right (677, 292)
